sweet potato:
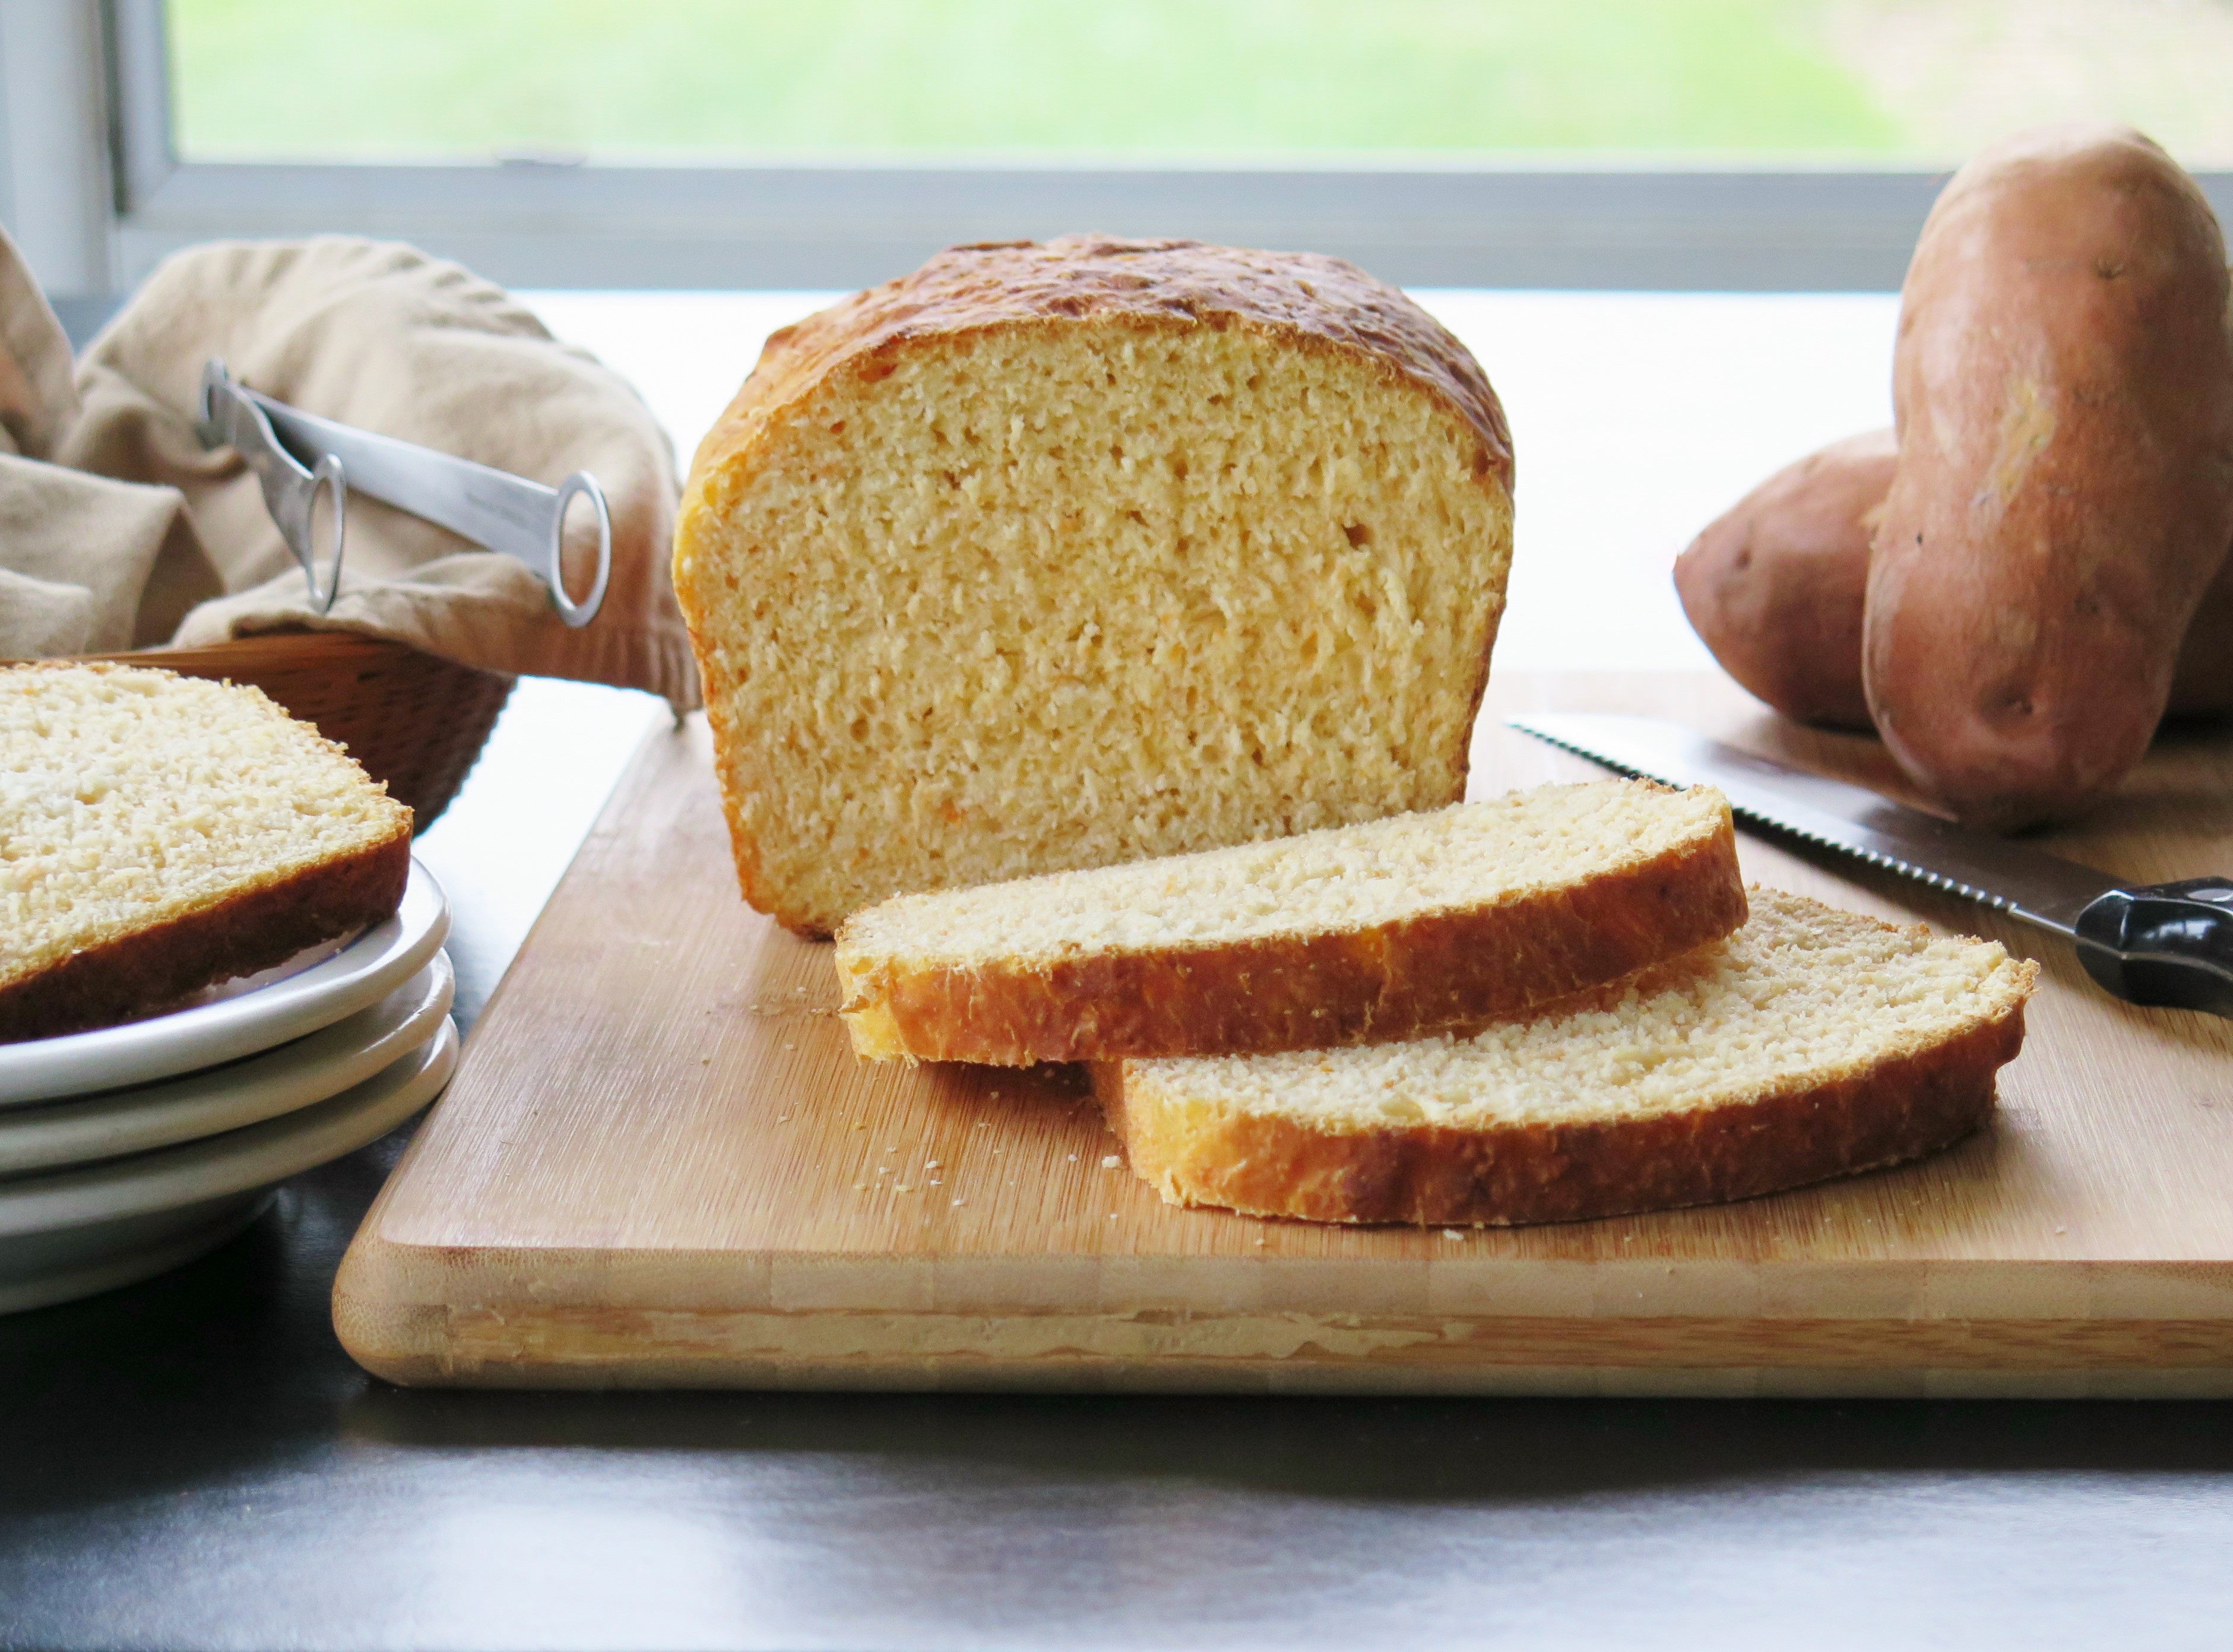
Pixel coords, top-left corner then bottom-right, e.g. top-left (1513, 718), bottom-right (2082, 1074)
top-left (2174, 563), bottom-right (2233, 713)
top-left (1864, 123), bottom-right (2233, 829)
top-left (1680, 426), bottom-right (2233, 729)
top-left (1674, 429), bottom-right (1893, 731)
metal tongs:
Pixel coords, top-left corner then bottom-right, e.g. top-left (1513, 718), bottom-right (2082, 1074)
top-left (194, 359), bottom-right (612, 627)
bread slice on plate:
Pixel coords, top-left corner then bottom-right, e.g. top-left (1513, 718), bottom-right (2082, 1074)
top-left (838, 778), bottom-right (1746, 1064)
top-left (1093, 889), bottom-right (2038, 1225)
top-left (674, 235), bottom-right (1515, 937)
top-left (0, 662), bottom-right (413, 1043)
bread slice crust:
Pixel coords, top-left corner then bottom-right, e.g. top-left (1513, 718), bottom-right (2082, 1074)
top-left (1094, 892), bottom-right (2038, 1226)
top-left (0, 828), bottom-right (411, 1043)
top-left (1097, 1008), bottom-right (2021, 1226)
top-left (1, 660), bottom-right (416, 1044)
top-left (841, 807), bottom-right (1747, 1064)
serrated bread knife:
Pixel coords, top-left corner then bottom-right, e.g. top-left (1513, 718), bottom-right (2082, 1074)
top-left (1509, 713), bottom-right (2233, 1019)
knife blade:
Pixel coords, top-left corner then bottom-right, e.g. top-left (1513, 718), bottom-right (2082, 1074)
top-left (1508, 712), bottom-right (2233, 1019)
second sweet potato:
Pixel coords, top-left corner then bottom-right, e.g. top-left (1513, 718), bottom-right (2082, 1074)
top-left (1674, 429), bottom-right (1892, 731)
top-left (1679, 426), bottom-right (2233, 729)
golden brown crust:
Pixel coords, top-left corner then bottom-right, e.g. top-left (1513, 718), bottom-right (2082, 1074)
top-left (686, 234), bottom-right (1512, 497)
top-left (841, 808), bottom-right (1746, 1064)
top-left (1095, 990), bottom-right (2029, 1227)
top-left (1865, 123), bottom-right (2233, 829)
top-left (675, 237), bottom-right (1515, 936)
top-left (0, 820), bottom-right (412, 1043)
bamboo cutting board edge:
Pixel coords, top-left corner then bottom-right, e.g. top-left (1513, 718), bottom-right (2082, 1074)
top-left (334, 673), bottom-right (2233, 1396)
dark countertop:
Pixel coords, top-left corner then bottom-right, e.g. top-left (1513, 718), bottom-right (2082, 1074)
top-left (6, 1149), bottom-right (2232, 1650)
top-left (4, 683), bottom-right (2231, 1651)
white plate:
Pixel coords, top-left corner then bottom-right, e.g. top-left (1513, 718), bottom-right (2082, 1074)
top-left (0, 953), bottom-right (453, 1175)
top-left (0, 1016), bottom-right (458, 1314)
top-left (0, 1191), bottom-right (273, 1317)
top-left (0, 860), bottom-right (449, 1108)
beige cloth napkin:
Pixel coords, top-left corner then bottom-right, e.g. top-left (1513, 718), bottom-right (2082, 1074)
top-left (0, 231), bottom-right (699, 711)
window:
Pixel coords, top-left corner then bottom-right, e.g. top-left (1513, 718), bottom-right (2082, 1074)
top-left (168, 2), bottom-right (2233, 167)
top-left (7, 2), bottom-right (2230, 298)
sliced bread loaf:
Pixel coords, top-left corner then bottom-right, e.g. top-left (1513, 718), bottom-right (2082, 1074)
top-left (674, 235), bottom-right (1515, 937)
top-left (837, 778), bottom-right (1745, 1064)
top-left (0, 662), bottom-right (413, 1042)
top-left (1094, 889), bottom-right (2037, 1225)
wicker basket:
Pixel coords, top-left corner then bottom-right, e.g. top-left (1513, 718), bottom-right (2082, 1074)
top-left (75, 631), bottom-right (515, 833)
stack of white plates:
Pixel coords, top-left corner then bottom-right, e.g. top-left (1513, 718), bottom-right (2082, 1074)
top-left (0, 861), bottom-right (458, 1314)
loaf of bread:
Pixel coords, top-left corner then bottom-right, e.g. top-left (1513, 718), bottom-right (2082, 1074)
top-left (0, 663), bottom-right (413, 1042)
top-left (838, 778), bottom-right (1744, 1064)
top-left (674, 235), bottom-right (1514, 937)
top-left (1095, 889), bottom-right (2036, 1225)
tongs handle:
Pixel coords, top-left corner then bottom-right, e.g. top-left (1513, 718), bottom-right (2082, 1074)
top-left (195, 360), bottom-right (346, 611)
top-left (194, 360), bottom-right (610, 628)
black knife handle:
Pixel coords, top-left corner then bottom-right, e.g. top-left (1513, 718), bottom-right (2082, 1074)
top-left (2073, 879), bottom-right (2233, 1018)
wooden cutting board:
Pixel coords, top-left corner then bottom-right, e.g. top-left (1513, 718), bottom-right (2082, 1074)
top-left (334, 673), bottom-right (2233, 1397)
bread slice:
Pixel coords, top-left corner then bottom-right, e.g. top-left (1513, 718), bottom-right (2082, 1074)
top-left (1094, 889), bottom-right (2037, 1225)
top-left (674, 235), bottom-right (1514, 937)
top-left (0, 662), bottom-right (413, 1042)
top-left (837, 778), bottom-right (1746, 1064)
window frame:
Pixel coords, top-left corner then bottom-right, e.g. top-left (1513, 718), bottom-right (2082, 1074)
top-left (43, 0), bottom-right (2233, 296)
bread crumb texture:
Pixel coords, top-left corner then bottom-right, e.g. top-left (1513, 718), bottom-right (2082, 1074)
top-left (0, 664), bottom-right (411, 995)
top-left (674, 236), bottom-right (1513, 936)
top-left (842, 780), bottom-right (1727, 965)
top-left (1128, 892), bottom-right (2029, 1130)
